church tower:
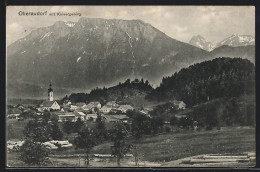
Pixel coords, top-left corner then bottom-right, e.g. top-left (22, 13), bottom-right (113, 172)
top-left (48, 83), bottom-right (54, 101)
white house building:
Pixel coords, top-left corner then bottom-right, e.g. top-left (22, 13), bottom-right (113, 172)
top-left (39, 83), bottom-right (60, 111)
top-left (100, 105), bottom-right (112, 114)
top-left (117, 105), bottom-right (134, 113)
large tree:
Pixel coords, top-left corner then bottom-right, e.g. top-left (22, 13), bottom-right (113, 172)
top-left (19, 139), bottom-right (50, 166)
top-left (130, 111), bottom-right (151, 166)
top-left (110, 123), bottom-right (131, 166)
top-left (51, 120), bottom-right (63, 140)
top-left (63, 120), bottom-right (75, 135)
top-left (74, 126), bottom-right (97, 166)
top-left (95, 114), bottom-right (107, 143)
top-left (23, 119), bottom-right (52, 142)
top-left (74, 117), bottom-right (85, 133)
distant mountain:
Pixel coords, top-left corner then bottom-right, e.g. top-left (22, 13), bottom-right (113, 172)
top-left (189, 35), bottom-right (215, 51)
top-left (146, 57), bottom-right (255, 107)
top-left (7, 17), bottom-right (208, 98)
top-left (7, 18), bottom-right (255, 99)
top-left (206, 45), bottom-right (255, 63)
top-left (189, 34), bottom-right (255, 52)
top-left (215, 34), bottom-right (255, 48)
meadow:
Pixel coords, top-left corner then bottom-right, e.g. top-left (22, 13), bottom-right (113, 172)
top-left (7, 127), bottom-right (255, 167)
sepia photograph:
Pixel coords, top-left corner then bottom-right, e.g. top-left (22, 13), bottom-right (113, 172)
top-left (6, 6), bottom-right (255, 167)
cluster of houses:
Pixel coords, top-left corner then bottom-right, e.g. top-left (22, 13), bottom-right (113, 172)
top-left (7, 84), bottom-right (186, 125)
top-left (53, 100), bottom-right (133, 123)
top-left (7, 104), bottom-right (33, 120)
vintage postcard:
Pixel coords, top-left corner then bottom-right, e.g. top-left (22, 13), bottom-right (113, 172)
top-left (6, 6), bottom-right (255, 167)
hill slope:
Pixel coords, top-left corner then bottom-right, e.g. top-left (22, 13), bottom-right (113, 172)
top-left (146, 57), bottom-right (255, 107)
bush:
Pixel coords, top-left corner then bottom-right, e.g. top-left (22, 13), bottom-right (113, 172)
top-left (165, 126), bottom-right (171, 133)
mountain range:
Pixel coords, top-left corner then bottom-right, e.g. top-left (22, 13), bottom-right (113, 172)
top-left (189, 34), bottom-right (255, 51)
top-left (7, 18), bottom-right (255, 99)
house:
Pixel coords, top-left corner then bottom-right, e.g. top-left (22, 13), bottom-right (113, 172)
top-left (57, 112), bottom-right (76, 122)
top-left (70, 104), bottom-right (77, 110)
top-left (86, 114), bottom-right (98, 122)
top-left (63, 100), bottom-right (72, 106)
top-left (74, 111), bottom-right (87, 121)
top-left (7, 108), bottom-right (22, 119)
top-left (100, 105), bottom-right (112, 114)
top-left (75, 102), bottom-right (86, 107)
top-left (83, 101), bottom-right (101, 111)
top-left (101, 115), bottom-right (118, 123)
top-left (175, 114), bottom-right (187, 119)
top-left (102, 114), bottom-right (129, 123)
top-left (106, 101), bottom-right (119, 108)
top-left (140, 110), bottom-right (151, 118)
top-left (117, 105), bottom-right (134, 113)
top-left (15, 104), bottom-right (27, 111)
top-left (40, 100), bottom-right (60, 111)
top-left (171, 100), bottom-right (186, 110)
top-left (112, 115), bottom-right (129, 123)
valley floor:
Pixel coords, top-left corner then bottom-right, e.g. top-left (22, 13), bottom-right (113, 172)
top-left (6, 127), bottom-right (255, 167)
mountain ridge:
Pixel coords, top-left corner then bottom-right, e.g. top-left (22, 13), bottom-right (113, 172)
top-left (189, 34), bottom-right (255, 52)
top-left (7, 17), bottom-right (255, 98)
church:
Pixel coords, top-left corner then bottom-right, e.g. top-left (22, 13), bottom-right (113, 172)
top-left (39, 83), bottom-right (60, 111)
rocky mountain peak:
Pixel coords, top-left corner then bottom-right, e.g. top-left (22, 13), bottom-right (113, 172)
top-left (189, 35), bottom-right (215, 51)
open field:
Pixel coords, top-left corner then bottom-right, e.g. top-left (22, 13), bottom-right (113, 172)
top-left (7, 127), bottom-right (255, 167)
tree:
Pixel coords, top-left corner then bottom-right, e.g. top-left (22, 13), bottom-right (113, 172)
top-left (19, 139), bottom-right (50, 166)
top-left (131, 112), bottom-right (151, 139)
top-left (178, 117), bottom-right (193, 129)
top-left (151, 116), bottom-right (164, 134)
top-left (51, 120), bottom-right (63, 140)
top-left (74, 117), bottom-right (85, 133)
top-left (95, 114), bottom-right (107, 143)
top-left (20, 111), bottom-right (33, 119)
top-left (23, 119), bottom-right (52, 142)
top-left (42, 111), bottom-right (51, 123)
top-left (74, 126), bottom-right (97, 166)
top-left (170, 116), bottom-right (178, 127)
top-left (63, 120), bottom-right (75, 135)
top-left (130, 112), bottom-right (151, 166)
top-left (110, 123), bottom-right (131, 166)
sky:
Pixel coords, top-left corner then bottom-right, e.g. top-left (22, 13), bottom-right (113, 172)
top-left (6, 6), bottom-right (255, 46)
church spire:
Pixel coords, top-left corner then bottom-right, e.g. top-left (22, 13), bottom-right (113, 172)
top-left (48, 83), bottom-right (54, 101)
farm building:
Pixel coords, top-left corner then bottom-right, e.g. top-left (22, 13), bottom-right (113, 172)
top-left (102, 114), bottom-right (129, 123)
top-left (100, 105), bottom-right (112, 114)
top-left (86, 113), bottom-right (98, 122)
top-left (117, 105), bottom-right (134, 113)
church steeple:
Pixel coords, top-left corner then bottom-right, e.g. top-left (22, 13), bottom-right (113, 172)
top-left (48, 83), bottom-right (54, 101)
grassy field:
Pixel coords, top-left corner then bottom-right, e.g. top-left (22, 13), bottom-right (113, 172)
top-left (135, 127), bottom-right (255, 162)
top-left (6, 127), bottom-right (255, 167)
top-left (89, 127), bottom-right (255, 162)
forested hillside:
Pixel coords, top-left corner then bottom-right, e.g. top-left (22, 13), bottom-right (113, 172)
top-left (62, 78), bottom-right (153, 105)
top-left (146, 57), bottom-right (255, 107)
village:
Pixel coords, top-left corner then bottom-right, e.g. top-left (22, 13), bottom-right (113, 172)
top-left (7, 83), bottom-right (186, 123)
top-left (6, 83), bottom-right (187, 155)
